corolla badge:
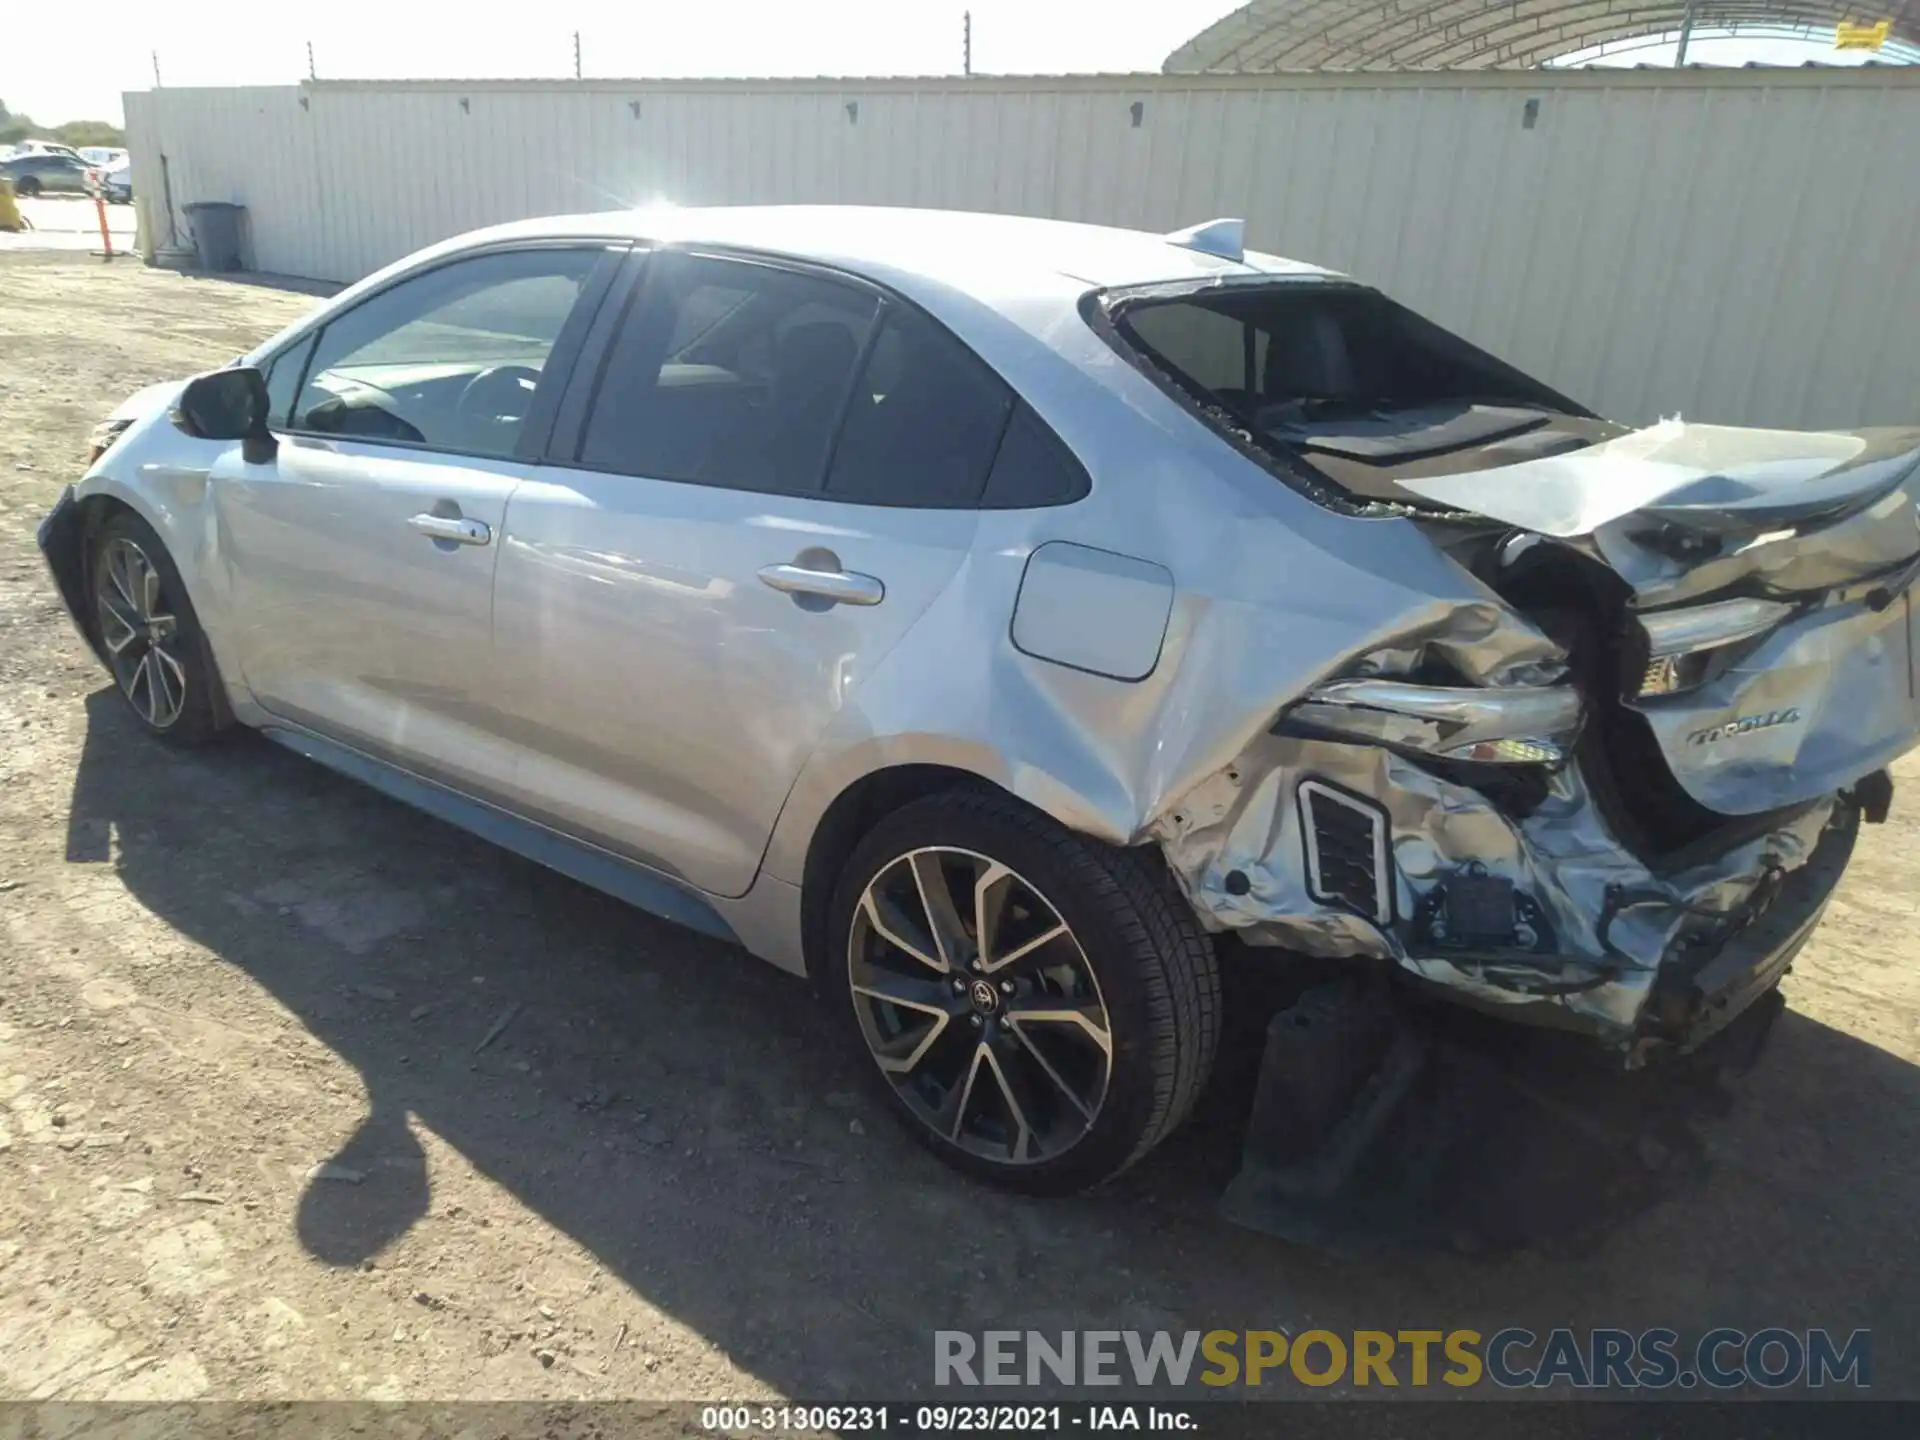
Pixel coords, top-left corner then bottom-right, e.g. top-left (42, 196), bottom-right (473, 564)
top-left (1688, 709), bottom-right (1802, 746)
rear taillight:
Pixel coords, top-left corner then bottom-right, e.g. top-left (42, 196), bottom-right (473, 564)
top-left (1636, 597), bottom-right (1795, 696)
top-left (1281, 678), bottom-right (1581, 767)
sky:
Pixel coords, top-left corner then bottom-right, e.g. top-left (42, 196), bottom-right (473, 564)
top-left (0, 0), bottom-right (1895, 127)
top-left (4, 0), bottom-right (1245, 124)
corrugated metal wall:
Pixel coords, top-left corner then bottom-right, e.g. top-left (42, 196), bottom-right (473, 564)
top-left (124, 70), bottom-right (1920, 430)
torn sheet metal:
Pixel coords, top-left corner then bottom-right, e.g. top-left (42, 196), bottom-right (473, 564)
top-left (1339, 603), bottom-right (1568, 689)
top-left (1154, 732), bottom-right (1835, 1042)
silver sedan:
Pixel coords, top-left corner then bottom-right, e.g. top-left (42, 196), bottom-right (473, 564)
top-left (1, 151), bottom-right (92, 196)
top-left (40, 206), bottom-right (1920, 1195)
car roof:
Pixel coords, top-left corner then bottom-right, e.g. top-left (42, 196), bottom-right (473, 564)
top-left (450, 205), bottom-right (1336, 293)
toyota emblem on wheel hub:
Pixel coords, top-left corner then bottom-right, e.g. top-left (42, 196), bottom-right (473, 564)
top-left (968, 978), bottom-right (1000, 1014)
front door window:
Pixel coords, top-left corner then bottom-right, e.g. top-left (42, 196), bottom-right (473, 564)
top-left (289, 248), bottom-right (600, 457)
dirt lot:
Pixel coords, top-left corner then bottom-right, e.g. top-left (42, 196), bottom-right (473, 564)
top-left (0, 195), bottom-right (137, 256)
top-left (2, 250), bottom-right (1919, 1406)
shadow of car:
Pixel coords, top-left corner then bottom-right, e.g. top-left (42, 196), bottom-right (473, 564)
top-left (57, 683), bottom-right (1920, 1397)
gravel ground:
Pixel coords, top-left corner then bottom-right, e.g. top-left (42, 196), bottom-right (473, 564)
top-left (2, 251), bottom-right (1919, 1407)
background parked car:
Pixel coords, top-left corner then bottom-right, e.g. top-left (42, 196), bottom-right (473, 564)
top-left (15, 139), bottom-right (87, 163)
top-left (78, 146), bottom-right (128, 169)
top-left (0, 151), bottom-right (91, 197)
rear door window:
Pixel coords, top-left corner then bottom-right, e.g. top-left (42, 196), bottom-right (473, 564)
top-left (979, 402), bottom-right (1092, 509)
top-left (822, 307), bottom-right (1014, 508)
top-left (577, 252), bottom-right (878, 496)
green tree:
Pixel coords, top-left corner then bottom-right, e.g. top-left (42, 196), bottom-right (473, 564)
top-left (0, 102), bottom-right (126, 150)
top-left (52, 120), bottom-right (126, 148)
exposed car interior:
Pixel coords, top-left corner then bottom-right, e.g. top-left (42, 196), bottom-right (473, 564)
top-left (1116, 284), bottom-right (1625, 502)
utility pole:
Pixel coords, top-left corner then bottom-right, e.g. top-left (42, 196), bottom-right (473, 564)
top-left (963, 10), bottom-right (972, 76)
top-left (307, 41), bottom-right (317, 81)
top-left (574, 31), bottom-right (583, 80)
top-left (1674, 0), bottom-right (1698, 66)
top-left (151, 51), bottom-right (163, 87)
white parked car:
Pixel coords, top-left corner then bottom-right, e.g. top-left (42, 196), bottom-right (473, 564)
top-left (17, 139), bottom-right (87, 163)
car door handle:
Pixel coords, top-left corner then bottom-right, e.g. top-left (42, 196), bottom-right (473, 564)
top-left (757, 563), bottom-right (885, 607)
top-left (407, 513), bottom-right (492, 546)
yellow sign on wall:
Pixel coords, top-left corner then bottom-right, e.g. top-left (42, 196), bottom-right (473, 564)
top-left (1835, 19), bottom-right (1893, 50)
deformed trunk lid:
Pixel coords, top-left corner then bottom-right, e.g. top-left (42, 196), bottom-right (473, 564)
top-left (1401, 420), bottom-right (1920, 816)
top-left (1397, 420), bottom-right (1920, 546)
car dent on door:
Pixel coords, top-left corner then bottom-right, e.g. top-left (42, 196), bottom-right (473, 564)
top-left (491, 470), bottom-right (978, 896)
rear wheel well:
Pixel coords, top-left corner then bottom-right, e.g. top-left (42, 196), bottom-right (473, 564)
top-left (799, 763), bottom-right (1013, 983)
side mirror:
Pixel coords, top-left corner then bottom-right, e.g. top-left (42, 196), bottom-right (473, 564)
top-left (174, 367), bottom-right (277, 463)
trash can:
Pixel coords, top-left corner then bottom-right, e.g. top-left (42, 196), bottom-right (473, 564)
top-left (183, 201), bottom-right (246, 272)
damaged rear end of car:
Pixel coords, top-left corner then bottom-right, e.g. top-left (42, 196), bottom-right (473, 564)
top-left (1096, 274), bottom-right (1920, 1065)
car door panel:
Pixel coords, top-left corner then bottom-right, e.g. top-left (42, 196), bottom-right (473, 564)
top-left (474, 248), bottom-right (1026, 897)
top-left (214, 435), bottom-right (524, 788)
top-left (212, 243), bottom-right (618, 791)
top-left (491, 469), bottom-right (977, 894)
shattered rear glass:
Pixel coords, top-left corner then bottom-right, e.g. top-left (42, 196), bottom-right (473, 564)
top-left (1099, 279), bottom-right (1620, 509)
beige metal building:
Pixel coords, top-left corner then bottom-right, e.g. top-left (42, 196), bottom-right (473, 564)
top-left (124, 67), bottom-right (1918, 430)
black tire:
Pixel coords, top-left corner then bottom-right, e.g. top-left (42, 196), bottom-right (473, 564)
top-left (15, 177), bottom-right (41, 198)
top-left (88, 509), bottom-right (229, 746)
top-left (825, 788), bottom-right (1220, 1194)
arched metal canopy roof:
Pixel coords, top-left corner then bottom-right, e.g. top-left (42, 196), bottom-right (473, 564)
top-left (1164, 2), bottom-right (1920, 71)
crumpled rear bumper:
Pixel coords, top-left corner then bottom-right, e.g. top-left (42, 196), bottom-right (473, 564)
top-left (1155, 731), bottom-right (1862, 1057)
top-left (1638, 808), bottom-right (1852, 1053)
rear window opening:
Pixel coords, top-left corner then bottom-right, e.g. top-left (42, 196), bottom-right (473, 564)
top-left (1104, 282), bottom-right (1623, 507)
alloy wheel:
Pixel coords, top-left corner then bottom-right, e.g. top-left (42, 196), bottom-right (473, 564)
top-left (94, 536), bottom-right (188, 730)
top-left (847, 846), bottom-right (1113, 1164)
